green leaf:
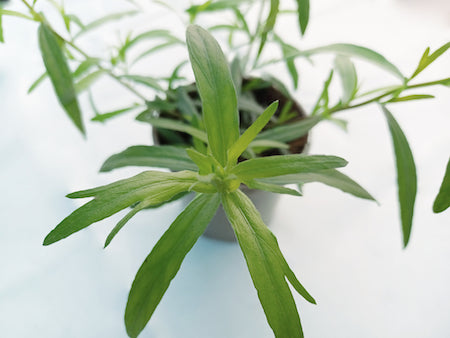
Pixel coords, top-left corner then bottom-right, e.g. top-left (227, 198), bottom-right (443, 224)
top-left (222, 190), bottom-right (315, 338)
top-left (186, 25), bottom-right (239, 166)
top-left (304, 43), bottom-right (405, 80)
top-left (261, 169), bottom-right (376, 201)
top-left (120, 75), bottom-right (164, 92)
top-left (125, 193), bottom-right (220, 338)
top-left (91, 105), bottom-right (142, 123)
top-left (312, 70), bottom-right (334, 115)
top-left (100, 145), bottom-right (198, 172)
top-left (75, 70), bottom-right (106, 94)
top-left (228, 101), bottom-right (279, 165)
top-left (0, 14), bottom-right (4, 43)
top-left (0, 9), bottom-right (35, 21)
top-left (136, 115), bottom-right (207, 143)
top-left (38, 23), bottom-right (85, 135)
top-left (295, 0), bottom-right (310, 35)
top-left (256, 115), bottom-right (322, 143)
top-left (410, 42), bottom-right (450, 80)
top-left (27, 72), bottom-right (48, 94)
top-left (73, 10), bottom-right (139, 40)
top-left (73, 58), bottom-right (101, 78)
top-left (186, 148), bottom-right (215, 175)
top-left (258, 0), bottom-right (279, 58)
top-left (231, 154), bottom-right (347, 180)
top-left (244, 180), bottom-right (301, 196)
top-left (433, 157), bottom-right (450, 213)
top-left (43, 170), bottom-right (198, 245)
top-left (386, 94), bottom-right (435, 103)
top-left (131, 40), bottom-right (183, 66)
top-left (334, 55), bottom-right (357, 104)
top-left (381, 106), bottom-right (417, 247)
top-left (276, 37), bottom-right (300, 89)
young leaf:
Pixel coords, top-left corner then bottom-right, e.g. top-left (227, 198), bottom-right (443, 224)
top-left (186, 148), bottom-right (214, 175)
top-left (222, 190), bottom-right (315, 338)
top-left (260, 169), bottom-right (376, 201)
top-left (228, 101), bottom-right (279, 165)
top-left (381, 105), bottom-right (417, 247)
top-left (125, 193), bottom-right (220, 338)
top-left (386, 94), bottom-right (434, 103)
top-left (27, 72), bottom-right (48, 93)
top-left (186, 25), bottom-right (239, 166)
top-left (38, 23), bottom-right (85, 135)
top-left (410, 42), bottom-right (450, 80)
top-left (43, 170), bottom-right (198, 245)
top-left (334, 55), bottom-right (357, 104)
top-left (304, 43), bottom-right (405, 80)
top-left (231, 154), bottom-right (347, 180)
top-left (256, 115), bottom-right (322, 143)
top-left (100, 145), bottom-right (198, 172)
top-left (433, 157), bottom-right (450, 213)
top-left (295, 0), bottom-right (310, 35)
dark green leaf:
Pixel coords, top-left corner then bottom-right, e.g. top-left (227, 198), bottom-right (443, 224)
top-left (231, 154), bottom-right (347, 180)
top-left (100, 145), bottom-right (198, 172)
top-left (261, 169), bottom-right (376, 201)
top-left (38, 23), bottom-right (84, 134)
top-left (295, 0), bottom-right (310, 35)
top-left (125, 193), bottom-right (220, 338)
top-left (44, 171), bottom-right (198, 245)
top-left (433, 157), bottom-right (450, 213)
top-left (256, 115), bottom-right (322, 143)
top-left (381, 106), bottom-right (417, 247)
top-left (186, 25), bottom-right (239, 166)
top-left (222, 190), bottom-right (315, 338)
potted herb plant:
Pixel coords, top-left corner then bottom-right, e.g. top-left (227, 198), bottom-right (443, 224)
top-left (1, 0), bottom-right (449, 337)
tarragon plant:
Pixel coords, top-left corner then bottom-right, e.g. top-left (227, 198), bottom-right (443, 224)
top-left (42, 25), bottom-right (376, 337)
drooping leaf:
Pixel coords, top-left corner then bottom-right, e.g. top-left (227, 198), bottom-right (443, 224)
top-left (38, 23), bottom-right (85, 134)
top-left (433, 157), bottom-right (450, 213)
top-left (228, 101), bottom-right (279, 165)
top-left (410, 42), bottom-right (450, 80)
top-left (295, 0), bottom-right (310, 35)
top-left (303, 43), bottom-right (405, 80)
top-left (43, 170), bottom-right (198, 245)
top-left (125, 193), bottom-right (220, 338)
top-left (261, 169), bottom-right (376, 201)
top-left (381, 106), bottom-right (417, 247)
top-left (100, 145), bottom-right (198, 172)
top-left (334, 55), bottom-right (357, 104)
top-left (186, 25), bottom-right (239, 166)
top-left (256, 115), bottom-right (322, 143)
top-left (231, 154), bottom-right (347, 180)
top-left (222, 190), bottom-right (316, 338)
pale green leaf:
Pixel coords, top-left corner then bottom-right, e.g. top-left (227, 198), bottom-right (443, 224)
top-left (75, 70), bottom-right (106, 94)
top-left (38, 23), bottom-right (85, 134)
top-left (27, 72), bottom-right (48, 94)
top-left (0, 14), bottom-right (4, 43)
top-left (186, 25), bottom-right (239, 166)
top-left (334, 55), bottom-right (357, 104)
top-left (100, 145), bottom-right (197, 172)
top-left (44, 170), bottom-right (198, 245)
top-left (244, 180), bottom-right (301, 196)
top-left (387, 94), bottom-right (434, 103)
top-left (120, 75), bottom-right (164, 91)
top-left (228, 101), bottom-right (279, 165)
top-left (433, 157), bottom-right (450, 213)
top-left (381, 106), bottom-right (417, 247)
top-left (125, 193), bottom-right (220, 338)
top-left (231, 154), bottom-right (347, 180)
top-left (0, 9), bottom-right (35, 21)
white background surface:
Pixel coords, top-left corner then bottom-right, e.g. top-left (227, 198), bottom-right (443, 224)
top-left (1, 0), bottom-right (449, 337)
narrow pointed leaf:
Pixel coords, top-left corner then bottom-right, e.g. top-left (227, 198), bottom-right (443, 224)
top-left (334, 55), bottom-right (357, 104)
top-left (258, 0), bottom-right (279, 57)
top-left (386, 94), bottom-right (434, 103)
top-left (186, 148), bottom-right (214, 174)
top-left (228, 101), bottom-right (279, 165)
top-left (38, 23), bottom-right (85, 134)
top-left (231, 154), bottom-right (347, 180)
top-left (295, 0), bottom-right (310, 35)
top-left (0, 9), bottom-right (34, 21)
top-left (256, 115), bottom-right (322, 143)
top-left (222, 190), bottom-right (315, 338)
top-left (43, 171), bottom-right (198, 245)
top-left (381, 106), bottom-right (417, 247)
top-left (125, 193), bottom-right (220, 338)
top-left (75, 70), bottom-right (106, 93)
top-left (244, 180), bottom-right (301, 196)
top-left (186, 25), bottom-right (239, 166)
top-left (120, 75), bottom-right (164, 91)
top-left (433, 157), bottom-right (450, 213)
top-left (28, 72), bottom-right (48, 94)
top-left (100, 145), bottom-right (197, 172)
top-left (303, 43), bottom-right (405, 80)
top-left (261, 169), bottom-right (376, 201)
top-left (411, 42), bottom-right (450, 79)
